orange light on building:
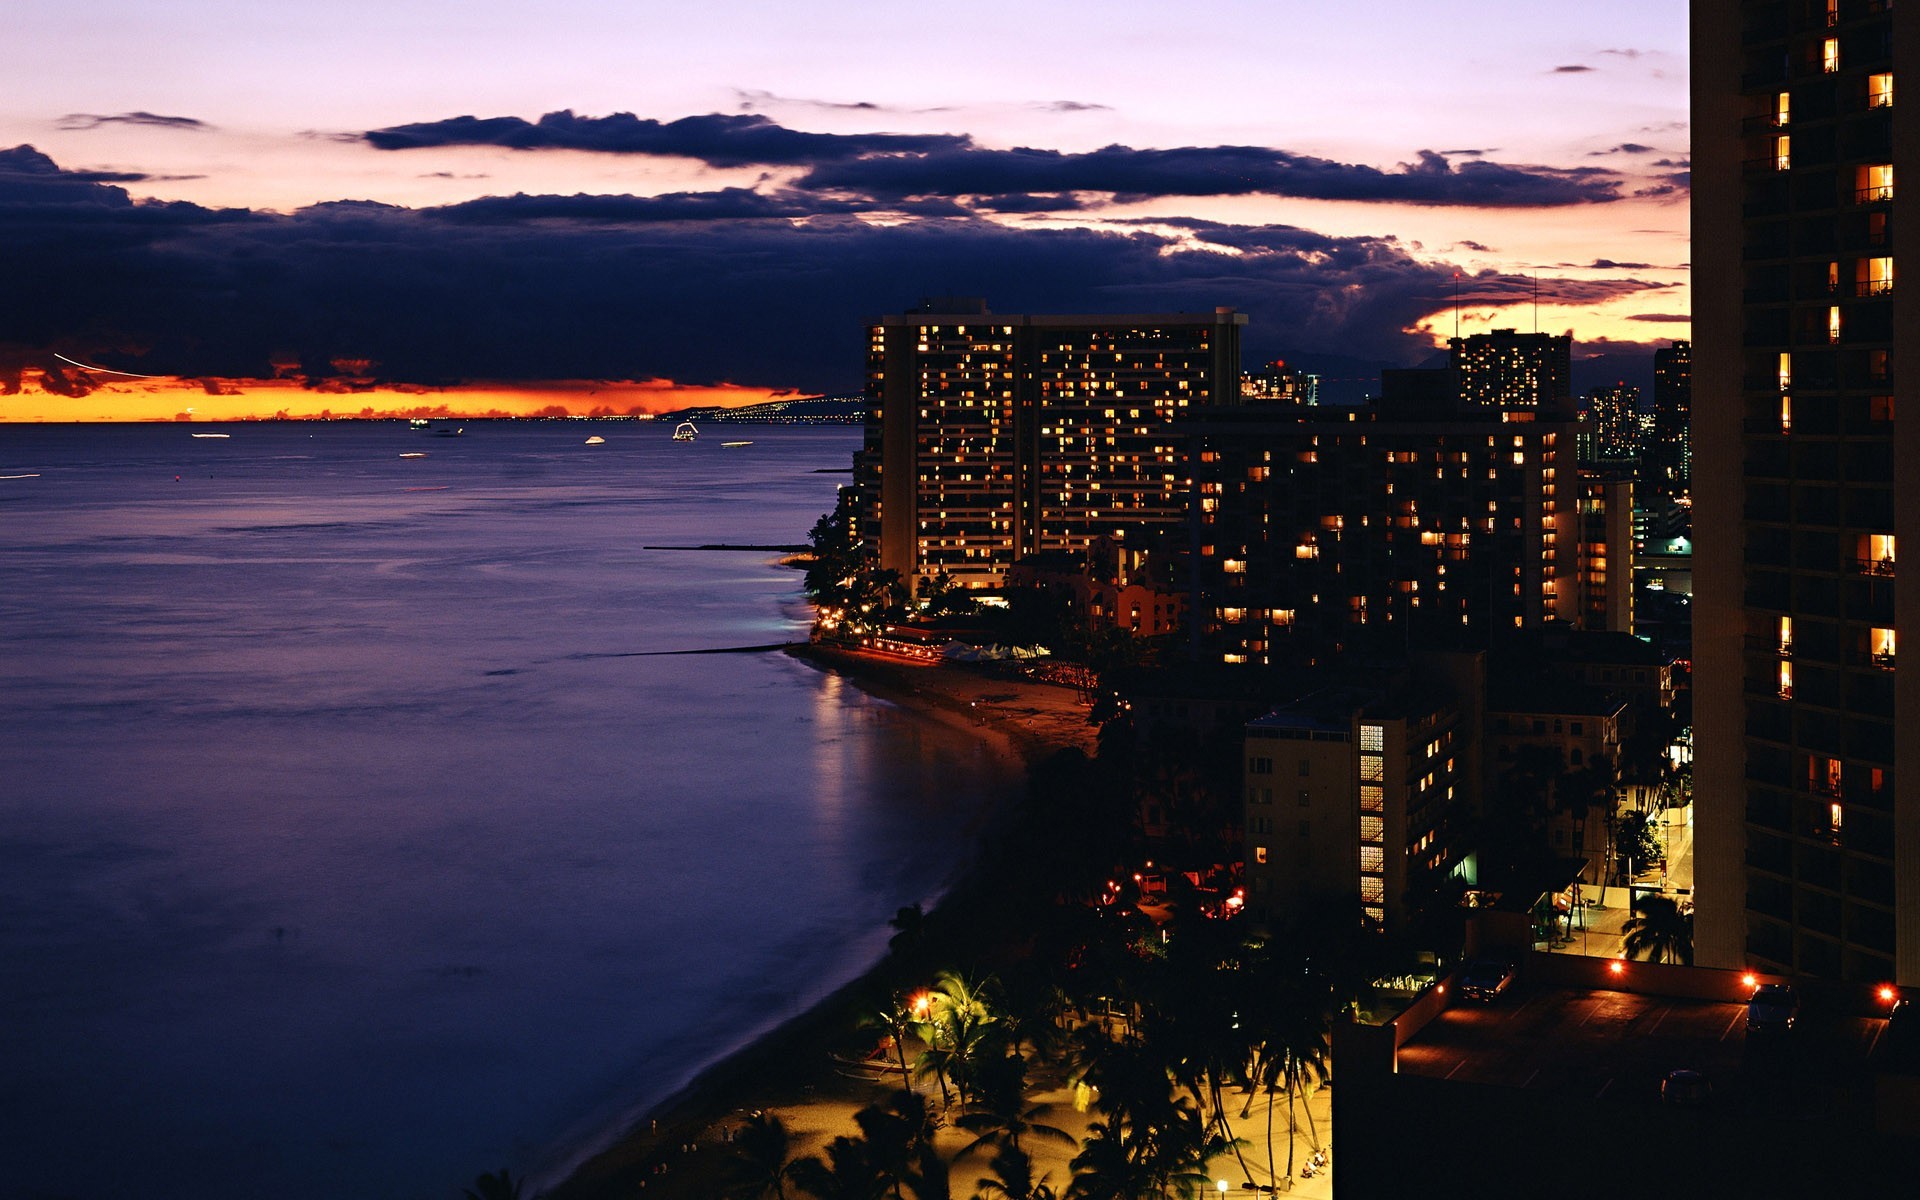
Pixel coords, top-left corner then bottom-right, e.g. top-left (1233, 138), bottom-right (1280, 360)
top-left (1879, 985), bottom-right (1898, 1004)
top-left (1742, 972), bottom-right (1758, 988)
top-left (1608, 960), bottom-right (1625, 976)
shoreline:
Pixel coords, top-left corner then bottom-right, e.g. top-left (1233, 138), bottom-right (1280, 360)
top-left (544, 642), bottom-right (1096, 1199)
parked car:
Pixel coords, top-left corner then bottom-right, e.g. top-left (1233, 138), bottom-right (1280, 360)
top-left (1661, 1068), bottom-right (1712, 1106)
top-left (1746, 983), bottom-right (1800, 1036)
top-left (1459, 960), bottom-right (1516, 1003)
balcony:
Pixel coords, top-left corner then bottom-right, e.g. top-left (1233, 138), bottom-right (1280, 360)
top-left (1856, 278), bottom-right (1895, 297)
top-left (1856, 184), bottom-right (1895, 204)
top-left (1854, 556), bottom-right (1896, 576)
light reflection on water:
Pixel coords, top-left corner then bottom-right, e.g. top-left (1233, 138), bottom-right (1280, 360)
top-left (0, 423), bottom-right (1019, 1200)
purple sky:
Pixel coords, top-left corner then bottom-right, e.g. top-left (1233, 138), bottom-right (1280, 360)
top-left (3, 0), bottom-right (1688, 404)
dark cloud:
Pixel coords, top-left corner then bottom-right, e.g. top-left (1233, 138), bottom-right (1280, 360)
top-left (734, 89), bottom-right (884, 113)
top-left (1034, 101), bottom-right (1113, 113)
top-left (1651, 158), bottom-right (1689, 168)
top-left (1588, 143), bottom-right (1655, 156)
top-left (363, 111), bottom-right (1618, 207)
top-left (0, 146), bottom-right (1663, 398)
top-left (364, 110), bottom-right (971, 166)
top-left (796, 145), bottom-right (1621, 207)
top-left (1453, 240), bottom-right (1494, 252)
top-left (1627, 313), bottom-right (1693, 323)
top-left (1599, 48), bottom-right (1646, 58)
top-left (57, 111), bottom-right (210, 131)
top-left (1553, 64), bottom-right (1596, 73)
top-left (421, 188), bottom-right (968, 222)
top-left (1441, 148), bottom-right (1495, 157)
top-left (1589, 259), bottom-right (1656, 269)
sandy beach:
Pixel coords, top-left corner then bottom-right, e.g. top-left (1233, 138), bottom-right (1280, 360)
top-left (544, 642), bottom-right (1099, 1198)
top-left (545, 641), bottom-right (1339, 1200)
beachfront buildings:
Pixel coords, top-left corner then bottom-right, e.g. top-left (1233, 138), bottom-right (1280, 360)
top-left (854, 301), bottom-right (1244, 592)
top-left (1450, 329), bottom-right (1572, 412)
top-left (1185, 374), bottom-right (1585, 667)
top-left (1694, 0), bottom-right (1917, 984)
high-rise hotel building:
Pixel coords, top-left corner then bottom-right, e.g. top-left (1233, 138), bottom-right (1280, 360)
top-left (856, 303), bottom-right (1244, 589)
top-left (1695, 0), bottom-right (1916, 983)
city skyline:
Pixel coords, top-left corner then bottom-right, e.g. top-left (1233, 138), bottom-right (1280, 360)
top-left (4, 0), bottom-right (1688, 420)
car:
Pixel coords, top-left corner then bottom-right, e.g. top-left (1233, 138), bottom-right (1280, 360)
top-left (1661, 1068), bottom-right (1712, 1106)
top-left (1458, 960), bottom-right (1515, 1003)
top-left (1745, 983), bottom-right (1800, 1036)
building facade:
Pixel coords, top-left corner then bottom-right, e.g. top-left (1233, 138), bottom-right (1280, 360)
top-left (1243, 675), bottom-right (1472, 930)
top-left (1450, 329), bottom-right (1572, 412)
top-left (1649, 339), bottom-right (1693, 495)
top-left (857, 303), bottom-right (1244, 590)
top-left (1189, 403), bottom-right (1578, 666)
top-left (1694, 0), bottom-right (1918, 984)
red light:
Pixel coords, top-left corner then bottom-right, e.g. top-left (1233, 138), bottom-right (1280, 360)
top-left (1742, 972), bottom-right (1758, 988)
top-left (1879, 985), bottom-right (1898, 1004)
top-left (1437, 984), bottom-right (1446, 994)
top-left (1608, 960), bottom-right (1625, 975)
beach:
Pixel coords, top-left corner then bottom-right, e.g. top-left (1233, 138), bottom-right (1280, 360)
top-left (547, 643), bottom-right (1336, 1200)
top-left (544, 643), bottom-right (1100, 1198)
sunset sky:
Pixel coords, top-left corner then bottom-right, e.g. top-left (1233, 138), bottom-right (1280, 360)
top-left (3, 0), bottom-right (1689, 420)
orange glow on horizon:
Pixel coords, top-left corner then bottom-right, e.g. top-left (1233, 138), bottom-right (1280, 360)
top-left (0, 373), bottom-right (808, 423)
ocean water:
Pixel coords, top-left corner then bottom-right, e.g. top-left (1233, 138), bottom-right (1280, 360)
top-left (0, 422), bottom-right (1018, 1199)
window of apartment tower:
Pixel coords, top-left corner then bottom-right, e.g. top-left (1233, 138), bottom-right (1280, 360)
top-left (1868, 73), bottom-right (1894, 108)
top-left (1823, 38), bottom-right (1840, 73)
top-left (1858, 164), bottom-right (1894, 203)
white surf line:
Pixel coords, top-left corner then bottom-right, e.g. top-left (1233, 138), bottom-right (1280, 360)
top-left (0, 473), bottom-right (42, 480)
top-left (52, 353), bottom-right (163, 379)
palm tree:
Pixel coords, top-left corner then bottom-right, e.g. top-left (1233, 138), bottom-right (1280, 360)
top-left (1622, 893), bottom-right (1694, 964)
top-left (462, 1170), bottom-right (523, 1200)
top-left (915, 971), bottom-right (1000, 1108)
top-left (971, 1144), bottom-right (1058, 1200)
top-left (724, 1112), bottom-right (801, 1200)
top-left (789, 1134), bottom-right (890, 1200)
top-left (954, 1053), bottom-right (1074, 1161)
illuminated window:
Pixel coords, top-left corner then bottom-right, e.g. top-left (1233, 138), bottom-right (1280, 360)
top-left (1858, 163), bottom-right (1894, 203)
top-left (1360, 725), bottom-right (1384, 752)
top-left (1871, 626), bottom-right (1896, 666)
top-left (1829, 802), bottom-right (1844, 838)
top-left (1775, 90), bottom-right (1792, 125)
top-left (1774, 134), bottom-right (1791, 170)
top-left (1862, 532), bottom-right (1896, 573)
top-left (1779, 615), bottom-right (1793, 654)
top-left (1869, 73), bottom-right (1894, 108)
top-left (1780, 395), bottom-right (1793, 432)
top-left (1255, 846), bottom-right (1269, 865)
top-left (1823, 37), bottom-right (1840, 73)
top-left (1778, 352), bottom-right (1792, 390)
top-left (1360, 754), bottom-right (1384, 783)
top-left (1779, 660), bottom-right (1794, 699)
top-left (1860, 256), bottom-right (1895, 296)
top-left (1829, 306), bottom-right (1843, 343)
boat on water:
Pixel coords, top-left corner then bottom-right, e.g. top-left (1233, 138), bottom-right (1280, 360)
top-left (428, 424), bottom-right (464, 437)
top-left (399, 452), bottom-right (428, 459)
top-left (722, 440), bottom-right (753, 448)
top-left (672, 420), bottom-right (698, 442)
top-left (408, 418), bottom-right (430, 429)
top-left (584, 435), bottom-right (606, 445)
top-left (190, 432), bottom-right (231, 439)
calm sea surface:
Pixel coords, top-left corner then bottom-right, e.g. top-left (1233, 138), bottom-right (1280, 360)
top-left (0, 422), bottom-right (1017, 1200)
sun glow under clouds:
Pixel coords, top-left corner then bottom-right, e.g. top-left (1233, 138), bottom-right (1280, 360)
top-left (0, 375), bottom-right (795, 424)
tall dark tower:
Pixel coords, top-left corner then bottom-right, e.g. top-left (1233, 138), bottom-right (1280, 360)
top-left (1694, 0), bottom-right (1916, 985)
top-left (1649, 339), bottom-right (1692, 494)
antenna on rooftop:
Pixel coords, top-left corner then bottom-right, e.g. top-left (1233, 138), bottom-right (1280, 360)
top-left (1533, 272), bottom-right (1541, 334)
top-left (1453, 272), bottom-right (1461, 341)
